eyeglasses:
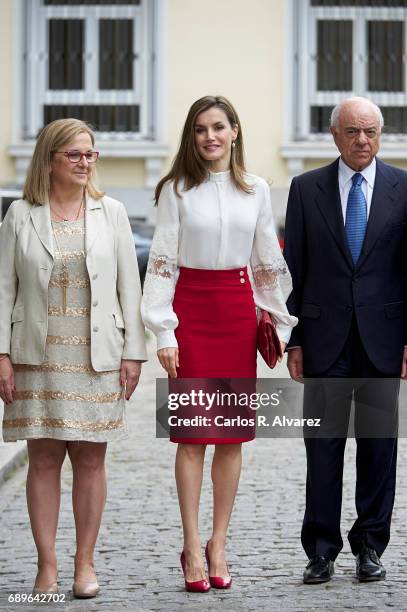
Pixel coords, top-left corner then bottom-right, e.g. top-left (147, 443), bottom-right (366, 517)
top-left (54, 150), bottom-right (100, 163)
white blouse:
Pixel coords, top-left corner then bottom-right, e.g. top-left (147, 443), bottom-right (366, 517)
top-left (141, 170), bottom-right (298, 350)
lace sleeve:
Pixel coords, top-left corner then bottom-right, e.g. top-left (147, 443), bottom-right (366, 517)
top-left (146, 227), bottom-right (178, 280)
top-left (141, 184), bottom-right (180, 350)
top-left (252, 258), bottom-right (293, 301)
top-left (250, 181), bottom-right (298, 344)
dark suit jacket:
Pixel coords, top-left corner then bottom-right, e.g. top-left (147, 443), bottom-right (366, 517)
top-left (284, 157), bottom-right (407, 376)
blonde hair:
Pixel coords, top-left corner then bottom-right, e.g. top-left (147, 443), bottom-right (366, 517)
top-left (23, 118), bottom-right (104, 205)
top-left (155, 95), bottom-right (252, 204)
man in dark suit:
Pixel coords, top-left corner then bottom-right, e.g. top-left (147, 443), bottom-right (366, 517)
top-left (284, 97), bottom-right (407, 584)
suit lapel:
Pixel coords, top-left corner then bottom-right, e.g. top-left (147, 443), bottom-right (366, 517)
top-left (315, 159), bottom-right (354, 269)
top-left (85, 195), bottom-right (103, 254)
top-left (30, 203), bottom-right (54, 258)
top-left (357, 159), bottom-right (398, 267)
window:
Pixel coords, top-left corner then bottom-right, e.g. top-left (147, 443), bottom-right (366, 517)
top-left (23, 0), bottom-right (155, 140)
top-left (293, 0), bottom-right (407, 139)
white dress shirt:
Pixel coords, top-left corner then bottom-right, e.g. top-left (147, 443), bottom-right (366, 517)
top-left (141, 171), bottom-right (298, 350)
top-left (338, 157), bottom-right (376, 222)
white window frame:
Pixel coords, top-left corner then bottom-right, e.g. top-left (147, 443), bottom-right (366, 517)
top-left (26, 0), bottom-right (148, 140)
top-left (282, 0), bottom-right (407, 179)
top-left (9, 0), bottom-right (169, 188)
top-left (304, 3), bottom-right (407, 141)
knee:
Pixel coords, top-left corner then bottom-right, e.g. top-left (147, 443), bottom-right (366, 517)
top-left (70, 450), bottom-right (106, 473)
top-left (213, 443), bottom-right (242, 459)
top-left (177, 443), bottom-right (206, 461)
top-left (29, 452), bottom-right (65, 474)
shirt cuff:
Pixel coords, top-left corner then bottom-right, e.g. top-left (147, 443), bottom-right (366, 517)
top-left (276, 324), bottom-right (293, 345)
top-left (157, 330), bottom-right (178, 351)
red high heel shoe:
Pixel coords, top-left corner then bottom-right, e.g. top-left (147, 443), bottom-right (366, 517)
top-left (205, 542), bottom-right (232, 589)
top-left (180, 551), bottom-right (211, 593)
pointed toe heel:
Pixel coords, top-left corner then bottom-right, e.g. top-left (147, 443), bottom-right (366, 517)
top-left (205, 542), bottom-right (232, 589)
top-left (180, 551), bottom-right (211, 592)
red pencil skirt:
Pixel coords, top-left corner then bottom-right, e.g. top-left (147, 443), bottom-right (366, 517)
top-left (171, 267), bottom-right (258, 444)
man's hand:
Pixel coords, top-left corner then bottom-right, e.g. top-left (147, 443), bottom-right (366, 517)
top-left (120, 360), bottom-right (142, 400)
top-left (0, 356), bottom-right (15, 405)
top-left (401, 347), bottom-right (407, 379)
top-left (287, 347), bottom-right (304, 382)
top-left (157, 347), bottom-right (179, 378)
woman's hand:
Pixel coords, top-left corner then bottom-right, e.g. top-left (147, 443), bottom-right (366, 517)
top-left (157, 347), bottom-right (179, 378)
top-left (120, 360), bottom-right (142, 400)
top-left (278, 341), bottom-right (287, 362)
top-left (0, 356), bottom-right (16, 405)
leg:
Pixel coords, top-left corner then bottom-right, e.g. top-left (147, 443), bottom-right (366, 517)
top-left (26, 439), bottom-right (67, 588)
top-left (348, 346), bottom-right (399, 557)
top-left (302, 437), bottom-right (347, 560)
top-left (349, 437), bottom-right (397, 556)
top-left (301, 373), bottom-right (353, 560)
top-left (67, 441), bottom-right (107, 582)
top-left (175, 443), bottom-right (207, 581)
top-left (207, 443), bottom-right (242, 577)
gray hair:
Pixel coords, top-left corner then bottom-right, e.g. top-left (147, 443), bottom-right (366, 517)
top-left (330, 97), bottom-right (384, 131)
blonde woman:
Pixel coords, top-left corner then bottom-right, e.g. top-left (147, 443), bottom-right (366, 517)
top-left (142, 96), bottom-right (297, 591)
top-left (0, 119), bottom-right (147, 597)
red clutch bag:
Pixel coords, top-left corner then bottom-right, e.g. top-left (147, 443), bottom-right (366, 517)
top-left (257, 309), bottom-right (282, 369)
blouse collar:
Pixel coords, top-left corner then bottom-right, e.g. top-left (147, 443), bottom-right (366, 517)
top-left (208, 170), bottom-right (231, 183)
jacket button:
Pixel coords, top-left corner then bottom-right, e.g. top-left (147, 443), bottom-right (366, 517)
top-left (93, 326), bottom-right (99, 332)
top-left (240, 278), bottom-right (245, 284)
top-left (92, 300), bottom-right (98, 307)
top-left (93, 273), bottom-right (98, 280)
top-left (346, 306), bottom-right (353, 312)
top-left (239, 271), bottom-right (244, 276)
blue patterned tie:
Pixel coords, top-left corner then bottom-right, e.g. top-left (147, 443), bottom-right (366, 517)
top-left (345, 173), bottom-right (367, 264)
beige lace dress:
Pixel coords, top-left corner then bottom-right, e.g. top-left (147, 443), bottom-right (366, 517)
top-left (2, 218), bottom-right (127, 442)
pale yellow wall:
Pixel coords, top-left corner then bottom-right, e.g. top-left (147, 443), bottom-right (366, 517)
top-left (303, 159), bottom-right (335, 173)
top-left (97, 159), bottom-right (145, 188)
top-left (167, 0), bottom-right (286, 186)
top-left (0, 0), bottom-right (15, 184)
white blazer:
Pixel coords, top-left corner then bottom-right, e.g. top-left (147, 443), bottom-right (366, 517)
top-left (0, 195), bottom-right (147, 370)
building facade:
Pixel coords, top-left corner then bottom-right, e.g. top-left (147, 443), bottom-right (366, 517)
top-left (0, 0), bottom-right (406, 225)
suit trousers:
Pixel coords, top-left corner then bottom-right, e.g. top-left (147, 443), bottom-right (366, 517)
top-left (301, 319), bottom-right (399, 560)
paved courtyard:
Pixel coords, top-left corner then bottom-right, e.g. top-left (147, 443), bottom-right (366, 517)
top-left (1, 341), bottom-right (407, 611)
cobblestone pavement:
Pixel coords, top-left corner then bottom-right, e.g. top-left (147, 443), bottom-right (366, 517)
top-left (1, 341), bottom-right (407, 611)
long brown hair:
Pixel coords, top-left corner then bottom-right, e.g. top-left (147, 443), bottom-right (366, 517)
top-left (155, 95), bottom-right (252, 204)
top-left (23, 118), bottom-right (104, 205)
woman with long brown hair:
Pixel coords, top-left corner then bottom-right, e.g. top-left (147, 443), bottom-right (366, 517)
top-left (0, 118), bottom-right (147, 597)
top-left (142, 96), bottom-right (297, 591)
